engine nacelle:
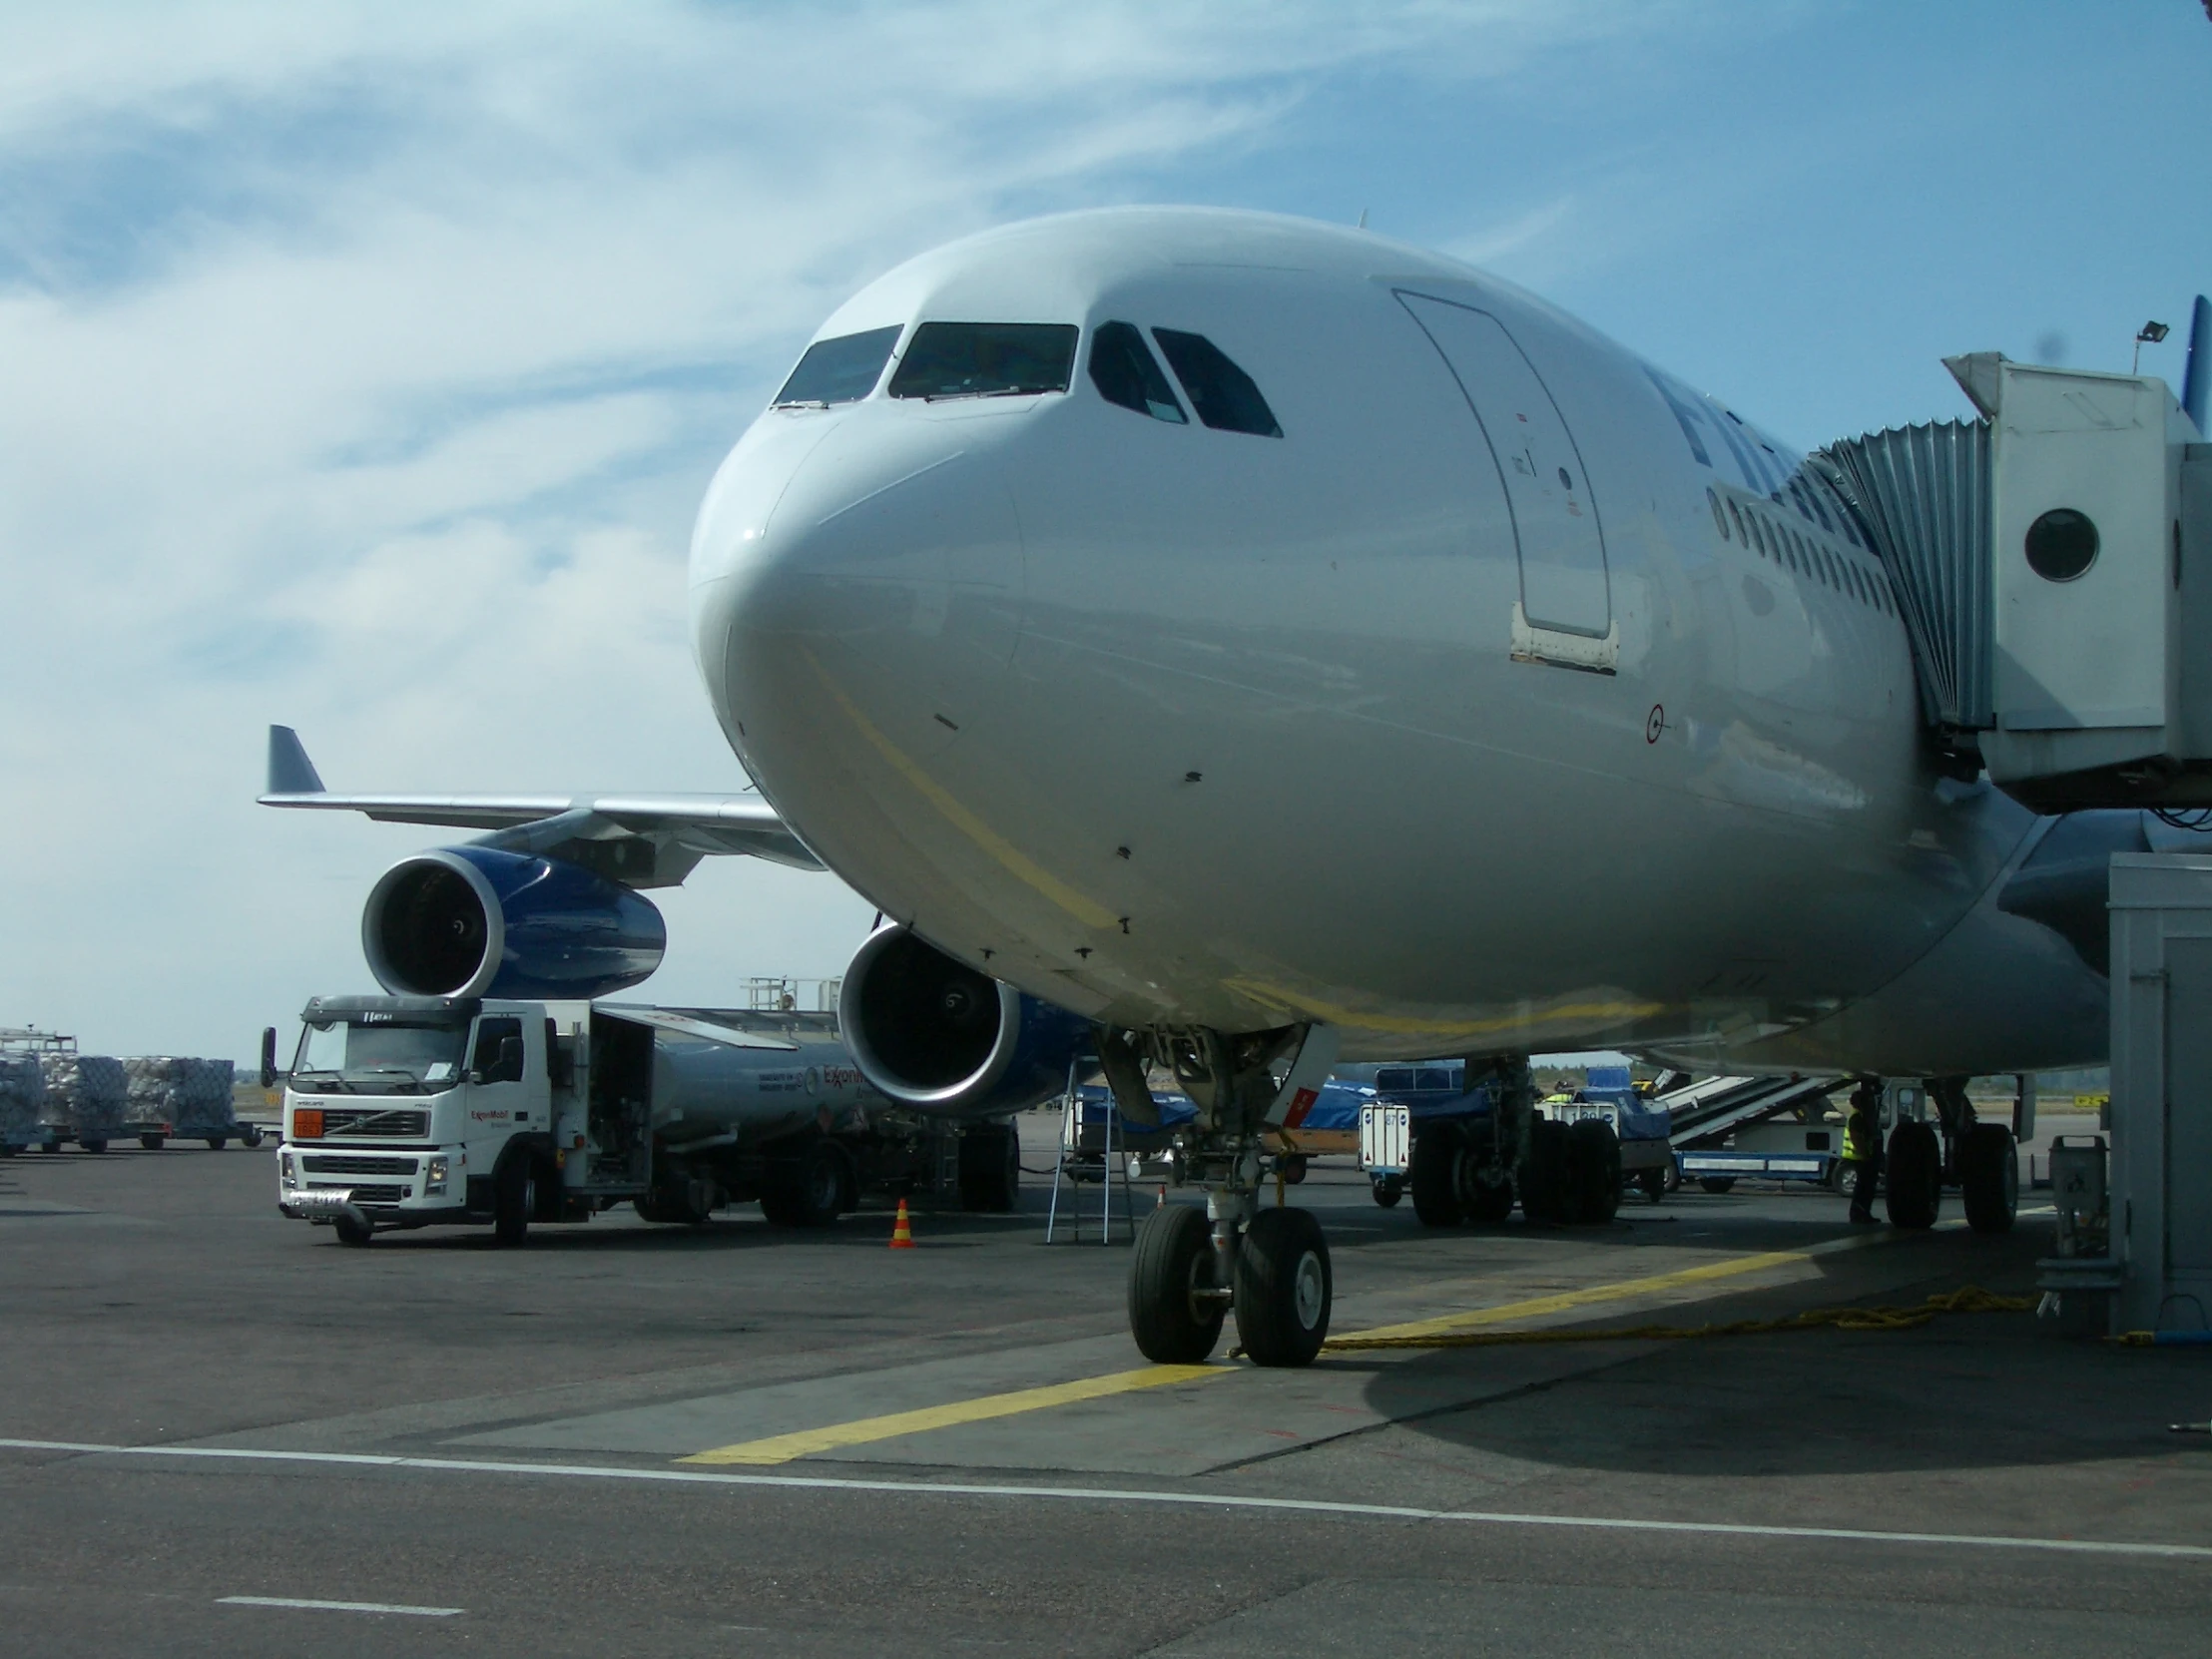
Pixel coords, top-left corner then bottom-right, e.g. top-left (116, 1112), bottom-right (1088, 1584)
top-left (362, 846), bottom-right (666, 1001)
top-left (837, 925), bottom-right (1090, 1116)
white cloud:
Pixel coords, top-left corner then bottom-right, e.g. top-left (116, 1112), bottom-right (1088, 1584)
top-left (0, 0), bottom-right (1684, 1058)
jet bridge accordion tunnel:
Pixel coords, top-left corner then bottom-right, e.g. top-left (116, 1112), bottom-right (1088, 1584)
top-left (1812, 342), bottom-right (2212, 812)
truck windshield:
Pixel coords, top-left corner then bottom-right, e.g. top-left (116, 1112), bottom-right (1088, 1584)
top-left (291, 1020), bottom-right (469, 1095)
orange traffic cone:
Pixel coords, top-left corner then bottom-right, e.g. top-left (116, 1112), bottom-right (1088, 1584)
top-left (888, 1198), bottom-right (916, 1250)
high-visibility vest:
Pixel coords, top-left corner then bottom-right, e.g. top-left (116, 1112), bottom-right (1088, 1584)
top-left (1843, 1110), bottom-right (1870, 1162)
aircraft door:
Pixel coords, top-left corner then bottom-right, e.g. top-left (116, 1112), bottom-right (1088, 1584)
top-left (1398, 292), bottom-right (1611, 637)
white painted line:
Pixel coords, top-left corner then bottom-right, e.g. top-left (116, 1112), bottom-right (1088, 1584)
top-left (5, 1437), bottom-right (2206, 1562)
top-left (218, 1595), bottom-right (462, 1616)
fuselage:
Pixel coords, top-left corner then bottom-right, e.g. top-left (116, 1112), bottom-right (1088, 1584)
top-left (689, 208), bottom-right (2106, 1075)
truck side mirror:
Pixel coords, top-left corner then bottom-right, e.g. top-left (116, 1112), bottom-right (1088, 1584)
top-left (259, 1026), bottom-right (278, 1091)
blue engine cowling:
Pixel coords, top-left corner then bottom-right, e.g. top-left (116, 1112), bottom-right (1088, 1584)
top-left (837, 925), bottom-right (1090, 1117)
top-left (361, 846), bottom-right (666, 1001)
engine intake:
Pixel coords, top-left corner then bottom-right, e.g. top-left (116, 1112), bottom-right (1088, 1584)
top-left (362, 846), bottom-right (666, 1001)
top-left (837, 925), bottom-right (1090, 1115)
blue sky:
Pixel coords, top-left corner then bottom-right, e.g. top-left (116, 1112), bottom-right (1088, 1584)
top-left (2, 1), bottom-right (2208, 1060)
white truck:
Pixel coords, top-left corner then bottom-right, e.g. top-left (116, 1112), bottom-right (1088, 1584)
top-left (276, 994), bottom-right (1022, 1246)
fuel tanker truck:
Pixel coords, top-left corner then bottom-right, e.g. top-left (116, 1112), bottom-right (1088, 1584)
top-left (276, 995), bottom-right (1027, 1246)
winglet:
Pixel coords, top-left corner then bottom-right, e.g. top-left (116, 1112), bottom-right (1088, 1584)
top-left (266, 725), bottom-right (326, 796)
top-left (2182, 293), bottom-right (2210, 437)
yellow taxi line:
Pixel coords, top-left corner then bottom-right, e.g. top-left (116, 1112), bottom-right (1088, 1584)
top-left (679, 1365), bottom-right (1227, 1466)
top-left (677, 1219), bottom-right (1977, 1465)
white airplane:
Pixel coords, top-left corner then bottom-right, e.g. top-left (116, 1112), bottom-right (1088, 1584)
top-left (270, 207), bottom-right (2209, 1369)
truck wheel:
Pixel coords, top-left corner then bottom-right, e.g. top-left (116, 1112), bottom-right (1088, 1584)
top-left (243, 1126), bottom-right (266, 1148)
top-left (80, 1140), bottom-right (108, 1155)
top-left (0, 1143), bottom-right (16, 1159)
top-left (957, 1124), bottom-right (1019, 1212)
top-left (334, 1214), bottom-right (373, 1247)
top-left (1519, 1120), bottom-right (1569, 1224)
top-left (1959, 1123), bottom-right (2017, 1234)
top-left (1128, 1204), bottom-right (1225, 1364)
top-left (764, 1143), bottom-right (847, 1227)
top-left (206, 1136), bottom-right (228, 1151)
top-left (41, 1140), bottom-right (61, 1154)
top-left (494, 1158), bottom-right (535, 1246)
top-left (1371, 1175), bottom-right (1403, 1208)
top-left (1565, 1119), bottom-right (1621, 1225)
top-left (1697, 1177), bottom-right (1736, 1194)
top-left (1885, 1121), bottom-right (1941, 1229)
top-left (1409, 1131), bottom-right (1463, 1227)
top-left (140, 1134), bottom-right (165, 1151)
top-left (1234, 1207), bottom-right (1332, 1369)
top-left (1279, 1154), bottom-right (1309, 1186)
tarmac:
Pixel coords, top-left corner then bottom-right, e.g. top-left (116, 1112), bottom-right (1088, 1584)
top-left (2, 1110), bottom-right (2208, 1657)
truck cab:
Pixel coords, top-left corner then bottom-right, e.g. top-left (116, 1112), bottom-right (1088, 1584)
top-left (276, 994), bottom-right (589, 1246)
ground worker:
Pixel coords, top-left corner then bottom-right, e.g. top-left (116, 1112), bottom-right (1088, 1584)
top-left (1843, 1078), bottom-right (1884, 1223)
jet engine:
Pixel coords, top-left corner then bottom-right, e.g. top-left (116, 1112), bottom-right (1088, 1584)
top-left (362, 846), bottom-right (666, 1001)
top-left (837, 924), bottom-right (1090, 1115)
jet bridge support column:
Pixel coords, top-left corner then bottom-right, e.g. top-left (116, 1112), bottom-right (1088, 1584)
top-left (2106, 853), bottom-right (2212, 1336)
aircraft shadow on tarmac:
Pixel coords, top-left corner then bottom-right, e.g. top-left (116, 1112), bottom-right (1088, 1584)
top-left (1345, 1235), bottom-right (2206, 1479)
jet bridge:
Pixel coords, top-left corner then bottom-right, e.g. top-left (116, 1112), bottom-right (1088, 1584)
top-left (1813, 310), bottom-right (2212, 811)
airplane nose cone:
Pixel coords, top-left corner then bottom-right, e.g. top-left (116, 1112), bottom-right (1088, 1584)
top-left (690, 409), bottom-right (1025, 818)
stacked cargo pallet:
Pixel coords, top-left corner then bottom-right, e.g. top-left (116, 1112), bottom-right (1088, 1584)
top-left (38, 1054), bottom-right (128, 1152)
top-left (123, 1056), bottom-right (239, 1147)
top-left (0, 1054), bottom-right (43, 1153)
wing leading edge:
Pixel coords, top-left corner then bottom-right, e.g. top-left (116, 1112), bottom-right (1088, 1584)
top-left (257, 725), bottom-right (822, 886)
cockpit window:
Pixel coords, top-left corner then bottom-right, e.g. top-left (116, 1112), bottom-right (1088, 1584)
top-left (887, 322), bottom-right (1079, 400)
top-left (1088, 321), bottom-right (1187, 423)
top-left (1151, 328), bottom-right (1282, 437)
top-left (773, 325), bottom-right (902, 407)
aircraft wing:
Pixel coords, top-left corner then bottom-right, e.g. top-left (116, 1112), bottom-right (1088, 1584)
top-left (257, 725), bottom-right (823, 885)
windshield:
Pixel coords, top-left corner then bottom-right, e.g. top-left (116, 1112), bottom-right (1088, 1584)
top-left (291, 1020), bottom-right (468, 1095)
top-left (887, 322), bottom-right (1078, 400)
top-left (773, 324), bottom-right (902, 407)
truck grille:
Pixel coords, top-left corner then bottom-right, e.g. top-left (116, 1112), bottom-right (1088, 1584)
top-left (300, 1155), bottom-right (417, 1176)
top-left (308, 1109), bottom-right (429, 1138)
top-left (304, 1182), bottom-right (408, 1206)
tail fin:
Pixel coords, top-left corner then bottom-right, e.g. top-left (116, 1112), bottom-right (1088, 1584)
top-left (266, 725), bottom-right (325, 796)
top-left (2184, 292), bottom-right (2210, 435)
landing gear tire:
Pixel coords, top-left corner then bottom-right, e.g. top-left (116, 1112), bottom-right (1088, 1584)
top-left (958, 1123), bottom-right (1020, 1212)
top-left (494, 1158), bottom-right (535, 1247)
top-left (1409, 1131), bottom-right (1462, 1227)
top-left (1371, 1175), bottom-right (1403, 1208)
top-left (1128, 1204), bottom-right (1226, 1364)
top-left (140, 1134), bottom-right (165, 1151)
top-left (1519, 1119), bottom-right (1569, 1224)
top-left (333, 1214), bottom-right (373, 1248)
top-left (1637, 1168), bottom-right (1667, 1204)
top-left (1565, 1119), bottom-right (1622, 1224)
top-left (1460, 1150), bottom-right (1515, 1225)
top-left (763, 1142), bottom-right (850, 1227)
top-left (1234, 1206), bottom-right (1332, 1369)
top-left (1959, 1122), bottom-right (2018, 1234)
top-left (1885, 1120), bottom-right (1941, 1229)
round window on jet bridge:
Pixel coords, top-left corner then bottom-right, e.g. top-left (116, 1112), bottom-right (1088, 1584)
top-left (2025, 508), bottom-right (2098, 582)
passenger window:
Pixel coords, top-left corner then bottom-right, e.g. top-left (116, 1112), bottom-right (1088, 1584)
top-left (1709, 488), bottom-right (1729, 539)
top-left (1728, 498), bottom-right (1749, 547)
top-left (471, 1017), bottom-right (525, 1085)
top-left (773, 325), bottom-right (902, 407)
top-left (888, 322), bottom-right (1079, 400)
top-left (1151, 328), bottom-right (1283, 437)
top-left (1088, 321), bottom-right (1187, 423)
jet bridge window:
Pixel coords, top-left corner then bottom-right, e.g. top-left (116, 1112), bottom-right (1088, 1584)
top-left (773, 325), bottom-right (903, 407)
top-left (1089, 321), bottom-right (1187, 423)
top-left (1151, 328), bottom-right (1283, 437)
top-left (887, 322), bottom-right (1079, 400)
